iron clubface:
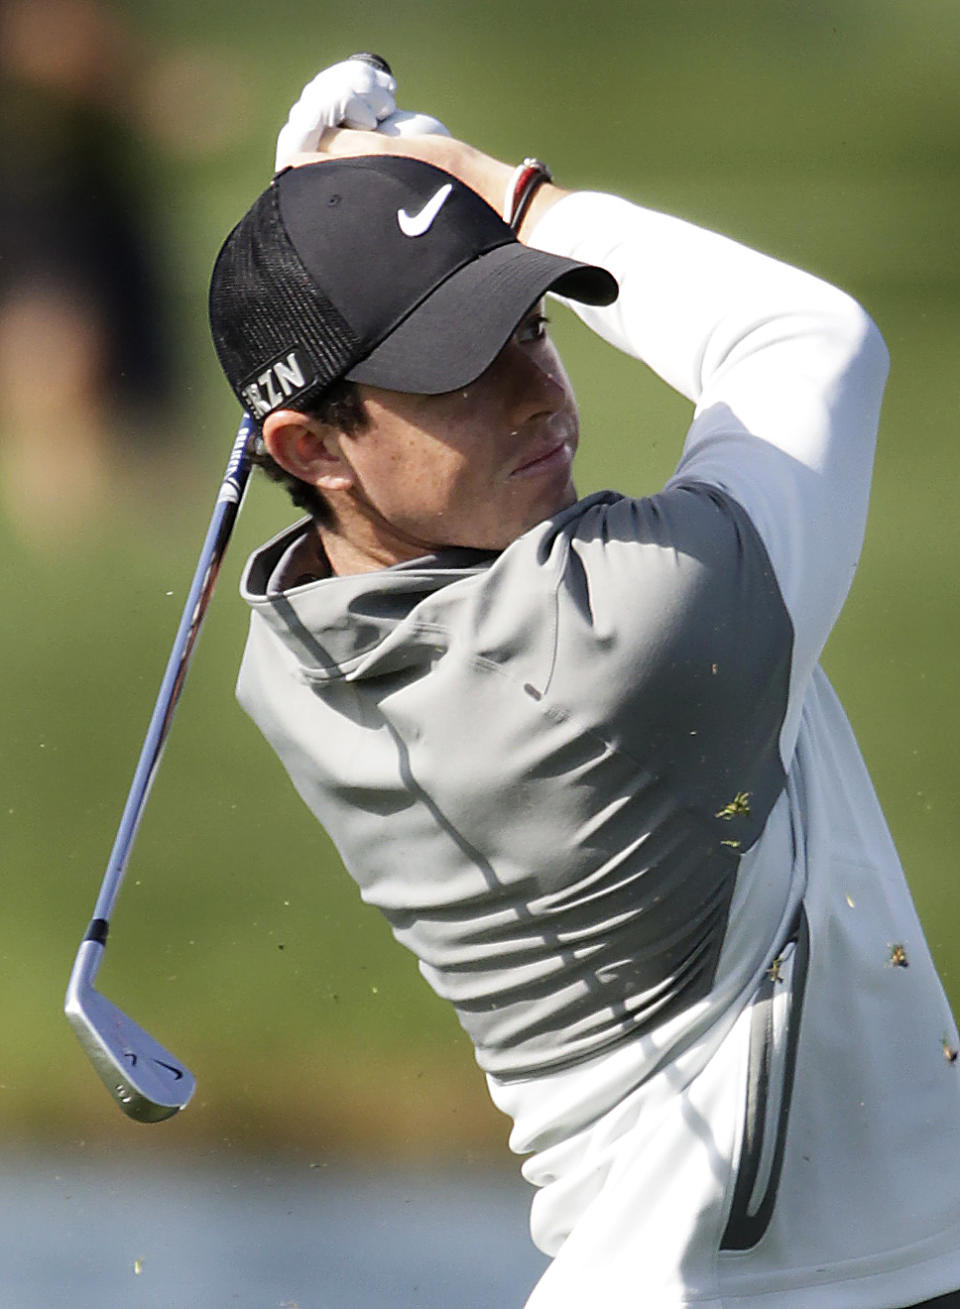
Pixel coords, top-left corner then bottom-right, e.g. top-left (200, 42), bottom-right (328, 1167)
top-left (65, 937), bottom-right (195, 1122)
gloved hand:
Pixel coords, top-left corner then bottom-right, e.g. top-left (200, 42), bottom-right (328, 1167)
top-left (275, 57), bottom-right (449, 172)
top-left (275, 58), bottom-right (397, 170)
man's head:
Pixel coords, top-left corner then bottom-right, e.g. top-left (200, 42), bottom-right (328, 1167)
top-left (209, 155), bottom-right (617, 563)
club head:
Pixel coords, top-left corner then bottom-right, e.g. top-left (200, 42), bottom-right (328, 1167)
top-left (65, 939), bottom-right (195, 1123)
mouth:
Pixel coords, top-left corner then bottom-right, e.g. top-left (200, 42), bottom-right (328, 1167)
top-left (509, 439), bottom-right (574, 480)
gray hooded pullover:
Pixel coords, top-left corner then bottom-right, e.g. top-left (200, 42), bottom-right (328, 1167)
top-left (237, 193), bottom-right (960, 1307)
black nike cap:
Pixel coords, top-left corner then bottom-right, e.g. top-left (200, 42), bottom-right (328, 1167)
top-left (208, 155), bottom-right (618, 419)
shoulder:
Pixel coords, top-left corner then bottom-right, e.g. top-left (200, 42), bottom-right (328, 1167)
top-left (493, 485), bottom-right (789, 657)
top-left (473, 484), bottom-right (793, 738)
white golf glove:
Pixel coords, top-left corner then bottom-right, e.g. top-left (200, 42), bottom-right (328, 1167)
top-left (275, 57), bottom-right (449, 172)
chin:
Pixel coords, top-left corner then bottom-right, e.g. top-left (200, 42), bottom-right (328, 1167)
top-left (543, 477), bottom-right (578, 520)
top-left (503, 481), bottom-right (578, 547)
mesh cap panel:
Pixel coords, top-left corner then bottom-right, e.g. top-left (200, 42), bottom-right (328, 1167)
top-left (209, 183), bottom-right (360, 416)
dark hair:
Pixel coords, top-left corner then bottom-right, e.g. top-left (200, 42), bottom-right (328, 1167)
top-left (250, 378), bottom-right (368, 523)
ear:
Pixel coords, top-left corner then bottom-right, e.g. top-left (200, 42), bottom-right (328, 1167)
top-left (261, 409), bottom-right (356, 493)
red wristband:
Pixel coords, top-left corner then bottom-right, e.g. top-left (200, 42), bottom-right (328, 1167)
top-left (503, 158), bottom-right (553, 233)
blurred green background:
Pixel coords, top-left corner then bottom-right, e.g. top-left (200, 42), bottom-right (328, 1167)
top-left (2, 0), bottom-right (958, 1164)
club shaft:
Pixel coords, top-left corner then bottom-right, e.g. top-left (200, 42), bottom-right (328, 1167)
top-left (90, 414), bottom-right (255, 927)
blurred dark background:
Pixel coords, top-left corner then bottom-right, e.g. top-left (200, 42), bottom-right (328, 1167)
top-left (2, 0), bottom-right (958, 1163)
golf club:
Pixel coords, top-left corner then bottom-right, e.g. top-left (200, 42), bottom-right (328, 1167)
top-left (65, 413), bottom-right (255, 1122)
top-left (65, 51), bottom-right (452, 1124)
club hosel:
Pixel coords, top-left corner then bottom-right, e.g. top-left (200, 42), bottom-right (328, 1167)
top-left (65, 937), bottom-right (106, 1011)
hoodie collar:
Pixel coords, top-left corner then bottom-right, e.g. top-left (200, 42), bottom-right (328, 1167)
top-left (240, 519), bottom-right (498, 679)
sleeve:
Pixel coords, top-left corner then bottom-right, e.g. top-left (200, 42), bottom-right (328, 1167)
top-left (529, 192), bottom-right (890, 764)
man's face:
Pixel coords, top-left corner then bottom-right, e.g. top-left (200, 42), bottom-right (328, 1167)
top-left (336, 307), bottom-right (580, 556)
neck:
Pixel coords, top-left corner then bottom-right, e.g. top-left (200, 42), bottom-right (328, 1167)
top-left (317, 501), bottom-right (432, 576)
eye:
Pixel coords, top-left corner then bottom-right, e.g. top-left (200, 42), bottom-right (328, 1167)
top-left (516, 313), bottom-right (550, 344)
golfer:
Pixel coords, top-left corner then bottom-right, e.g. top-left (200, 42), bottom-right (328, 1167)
top-left (208, 60), bottom-right (960, 1308)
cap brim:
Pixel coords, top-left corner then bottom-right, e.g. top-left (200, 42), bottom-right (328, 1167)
top-left (344, 243), bottom-right (617, 395)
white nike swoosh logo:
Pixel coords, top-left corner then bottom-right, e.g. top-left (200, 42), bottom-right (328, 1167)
top-left (397, 183), bottom-right (453, 237)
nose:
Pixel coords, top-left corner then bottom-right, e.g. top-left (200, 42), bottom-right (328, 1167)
top-left (498, 338), bottom-right (568, 427)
